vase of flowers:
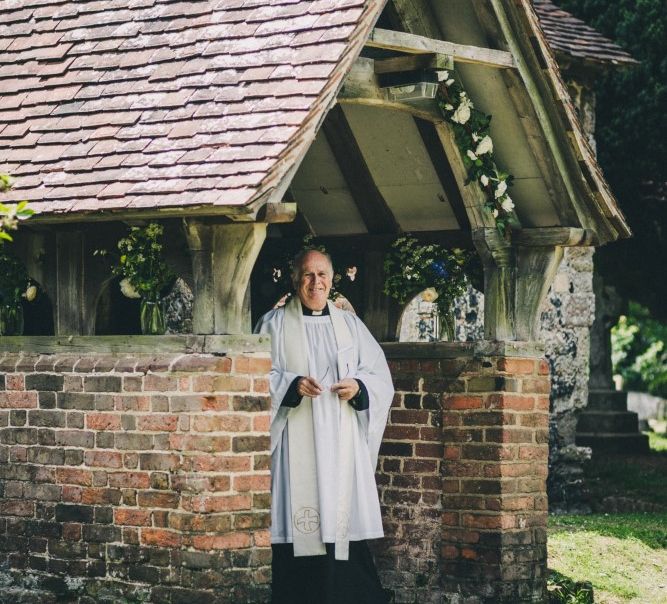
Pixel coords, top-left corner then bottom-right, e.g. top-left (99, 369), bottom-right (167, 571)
top-left (383, 235), bottom-right (480, 341)
top-left (106, 223), bottom-right (173, 335)
top-left (0, 250), bottom-right (37, 336)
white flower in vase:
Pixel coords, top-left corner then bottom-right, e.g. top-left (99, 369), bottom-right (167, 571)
top-left (480, 174), bottom-right (489, 187)
top-left (120, 278), bottom-right (141, 299)
top-left (466, 149), bottom-right (478, 161)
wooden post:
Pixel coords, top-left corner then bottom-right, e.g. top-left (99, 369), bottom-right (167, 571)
top-left (183, 220), bottom-right (215, 335)
top-left (54, 230), bottom-right (100, 336)
top-left (362, 246), bottom-right (401, 342)
top-left (473, 228), bottom-right (563, 341)
top-left (184, 220), bottom-right (267, 335)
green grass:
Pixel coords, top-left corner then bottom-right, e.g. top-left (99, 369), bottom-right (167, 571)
top-left (647, 430), bottom-right (667, 452)
top-left (548, 514), bottom-right (667, 603)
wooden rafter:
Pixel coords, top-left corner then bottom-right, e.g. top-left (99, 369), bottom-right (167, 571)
top-left (413, 117), bottom-right (471, 231)
top-left (366, 28), bottom-right (516, 70)
top-left (321, 105), bottom-right (399, 235)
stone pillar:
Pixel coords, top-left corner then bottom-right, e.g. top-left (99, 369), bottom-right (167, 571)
top-left (575, 271), bottom-right (649, 453)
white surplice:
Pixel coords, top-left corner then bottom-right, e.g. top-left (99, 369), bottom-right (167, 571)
top-left (255, 303), bottom-right (394, 547)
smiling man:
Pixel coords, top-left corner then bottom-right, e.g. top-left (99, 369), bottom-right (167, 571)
top-left (255, 249), bottom-right (394, 604)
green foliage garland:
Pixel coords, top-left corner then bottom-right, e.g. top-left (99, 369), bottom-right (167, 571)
top-left (436, 71), bottom-right (516, 235)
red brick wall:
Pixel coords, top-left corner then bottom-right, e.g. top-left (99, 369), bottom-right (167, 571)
top-left (377, 343), bottom-right (549, 604)
top-left (0, 342), bottom-right (271, 603)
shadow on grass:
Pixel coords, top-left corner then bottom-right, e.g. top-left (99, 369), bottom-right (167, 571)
top-left (550, 513), bottom-right (667, 549)
top-left (584, 449), bottom-right (667, 509)
top-left (547, 569), bottom-right (594, 604)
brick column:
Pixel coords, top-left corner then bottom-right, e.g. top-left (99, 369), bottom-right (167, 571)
top-left (378, 342), bottom-right (550, 604)
top-left (443, 345), bottom-right (549, 603)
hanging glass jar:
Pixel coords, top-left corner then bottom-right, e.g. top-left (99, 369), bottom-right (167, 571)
top-left (140, 297), bottom-right (165, 335)
top-left (0, 304), bottom-right (24, 336)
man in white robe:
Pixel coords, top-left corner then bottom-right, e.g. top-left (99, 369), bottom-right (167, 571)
top-left (255, 249), bottom-right (394, 604)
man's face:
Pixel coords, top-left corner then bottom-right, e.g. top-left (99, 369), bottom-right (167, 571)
top-left (296, 251), bottom-right (333, 310)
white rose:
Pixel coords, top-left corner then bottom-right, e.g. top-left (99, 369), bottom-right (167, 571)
top-left (120, 278), bottom-right (141, 299)
top-left (444, 103), bottom-right (454, 111)
top-left (446, 79), bottom-right (455, 86)
top-left (452, 102), bottom-right (471, 124)
top-left (494, 179), bottom-right (507, 198)
top-left (475, 135), bottom-right (493, 155)
top-left (492, 208), bottom-right (499, 218)
top-left (421, 287), bottom-right (439, 303)
top-left (472, 133), bottom-right (480, 142)
top-left (480, 174), bottom-right (489, 187)
top-left (501, 196), bottom-right (515, 212)
top-left (437, 70), bottom-right (449, 81)
top-left (24, 285), bottom-right (37, 302)
top-left (466, 149), bottom-right (477, 161)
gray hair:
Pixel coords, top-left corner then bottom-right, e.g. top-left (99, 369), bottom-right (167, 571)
top-left (291, 249), bottom-right (333, 287)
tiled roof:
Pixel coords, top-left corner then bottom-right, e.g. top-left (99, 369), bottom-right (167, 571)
top-left (0, 0), bottom-right (383, 217)
top-left (534, 0), bottom-right (637, 66)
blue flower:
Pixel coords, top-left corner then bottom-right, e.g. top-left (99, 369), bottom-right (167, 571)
top-left (431, 261), bottom-right (449, 279)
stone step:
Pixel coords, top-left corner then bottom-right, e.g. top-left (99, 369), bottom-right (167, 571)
top-left (576, 432), bottom-right (650, 454)
top-left (577, 410), bottom-right (641, 434)
top-left (587, 389), bottom-right (628, 412)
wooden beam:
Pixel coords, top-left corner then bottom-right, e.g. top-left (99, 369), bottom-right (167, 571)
top-left (512, 227), bottom-right (598, 247)
top-left (321, 105), bottom-right (399, 235)
top-left (374, 53), bottom-right (453, 74)
top-left (255, 202), bottom-right (297, 224)
top-left (28, 202), bottom-right (254, 225)
top-left (339, 57), bottom-right (443, 122)
top-left (366, 28), bottom-right (516, 70)
top-left (413, 117), bottom-right (471, 231)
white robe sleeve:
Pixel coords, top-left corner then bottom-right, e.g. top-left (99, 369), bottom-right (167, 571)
top-left (345, 314), bottom-right (394, 470)
top-left (253, 308), bottom-right (300, 454)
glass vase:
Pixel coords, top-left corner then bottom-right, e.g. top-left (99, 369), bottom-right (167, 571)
top-left (0, 304), bottom-right (24, 336)
top-left (140, 298), bottom-right (165, 335)
top-left (439, 308), bottom-right (456, 342)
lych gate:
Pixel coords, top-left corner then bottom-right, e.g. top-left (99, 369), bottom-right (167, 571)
top-left (0, 1), bottom-right (630, 603)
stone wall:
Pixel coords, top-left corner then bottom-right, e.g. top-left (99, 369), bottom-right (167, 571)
top-left (0, 337), bottom-right (271, 604)
top-left (376, 342), bottom-right (550, 604)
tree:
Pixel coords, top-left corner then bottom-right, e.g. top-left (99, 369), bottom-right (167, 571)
top-left (556, 0), bottom-right (667, 320)
top-left (0, 174), bottom-right (33, 243)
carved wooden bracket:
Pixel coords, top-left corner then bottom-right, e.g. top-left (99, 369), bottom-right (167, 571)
top-left (184, 220), bottom-right (267, 335)
top-left (473, 228), bottom-right (565, 341)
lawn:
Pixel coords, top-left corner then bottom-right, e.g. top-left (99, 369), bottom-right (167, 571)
top-left (548, 432), bottom-right (667, 603)
top-left (548, 514), bottom-right (667, 603)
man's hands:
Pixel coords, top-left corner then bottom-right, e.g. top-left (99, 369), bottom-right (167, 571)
top-left (296, 376), bottom-right (359, 401)
top-left (330, 378), bottom-right (360, 401)
top-left (296, 376), bottom-right (323, 398)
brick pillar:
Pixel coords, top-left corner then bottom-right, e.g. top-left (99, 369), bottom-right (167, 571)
top-left (441, 345), bottom-right (549, 603)
top-left (378, 342), bottom-right (549, 604)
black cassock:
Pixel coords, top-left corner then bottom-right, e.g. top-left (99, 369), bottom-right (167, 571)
top-left (271, 542), bottom-right (388, 604)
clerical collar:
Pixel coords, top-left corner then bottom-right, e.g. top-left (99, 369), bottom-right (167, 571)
top-left (301, 303), bottom-right (329, 316)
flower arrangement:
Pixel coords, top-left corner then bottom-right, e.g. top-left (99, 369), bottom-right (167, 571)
top-left (0, 249), bottom-right (37, 335)
top-left (383, 235), bottom-right (480, 317)
top-left (97, 223), bottom-right (174, 334)
top-left (0, 174), bottom-right (33, 244)
top-left (436, 70), bottom-right (516, 235)
top-left (109, 223), bottom-right (173, 302)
